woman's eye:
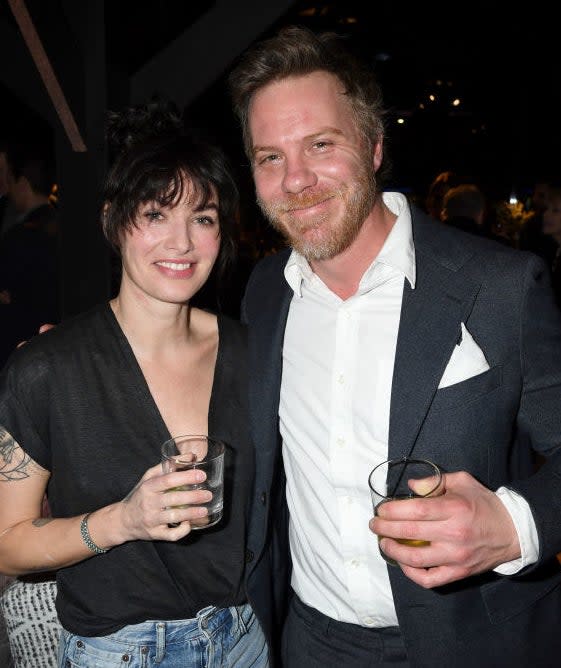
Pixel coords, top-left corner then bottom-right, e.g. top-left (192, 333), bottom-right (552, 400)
top-left (144, 210), bottom-right (164, 222)
top-left (195, 216), bottom-right (216, 226)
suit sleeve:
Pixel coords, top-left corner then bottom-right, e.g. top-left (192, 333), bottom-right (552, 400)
top-left (508, 254), bottom-right (561, 562)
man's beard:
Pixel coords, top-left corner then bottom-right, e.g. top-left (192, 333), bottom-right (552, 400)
top-left (257, 162), bottom-right (377, 262)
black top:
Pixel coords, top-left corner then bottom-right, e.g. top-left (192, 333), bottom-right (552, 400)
top-left (0, 303), bottom-right (252, 636)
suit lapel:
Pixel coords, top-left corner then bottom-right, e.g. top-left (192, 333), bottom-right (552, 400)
top-left (388, 217), bottom-right (481, 459)
top-left (247, 257), bottom-right (292, 486)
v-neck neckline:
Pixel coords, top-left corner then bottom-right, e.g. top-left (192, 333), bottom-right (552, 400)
top-left (101, 302), bottom-right (222, 443)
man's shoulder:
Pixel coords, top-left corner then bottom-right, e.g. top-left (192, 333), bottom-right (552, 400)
top-left (411, 204), bottom-right (535, 274)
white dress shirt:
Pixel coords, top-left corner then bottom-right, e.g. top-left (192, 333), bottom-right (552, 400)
top-left (279, 191), bottom-right (538, 627)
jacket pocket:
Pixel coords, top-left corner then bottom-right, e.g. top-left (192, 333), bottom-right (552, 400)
top-left (430, 364), bottom-right (502, 413)
top-left (481, 560), bottom-right (561, 624)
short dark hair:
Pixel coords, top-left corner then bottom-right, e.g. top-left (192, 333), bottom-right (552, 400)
top-left (442, 184), bottom-right (486, 221)
top-left (228, 24), bottom-right (389, 186)
top-left (101, 132), bottom-right (239, 279)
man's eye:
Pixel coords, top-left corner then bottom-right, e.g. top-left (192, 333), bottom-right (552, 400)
top-left (313, 141), bottom-right (331, 150)
top-left (259, 154), bottom-right (280, 165)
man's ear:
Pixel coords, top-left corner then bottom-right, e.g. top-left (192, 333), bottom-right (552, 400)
top-left (373, 137), bottom-right (384, 173)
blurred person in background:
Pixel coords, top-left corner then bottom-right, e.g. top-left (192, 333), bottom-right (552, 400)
top-left (0, 138), bottom-right (60, 369)
top-left (424, 170), bottom-right (459, 221)
top-left (518, 179), bottom-right (557, 263)
top-left (541, 183), bottom-right (561, 309)
top-left (441, 183), bottom-right (509, 245)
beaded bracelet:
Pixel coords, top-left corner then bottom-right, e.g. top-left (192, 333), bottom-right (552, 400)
top-left (80, 513), bottom-right (108, 555)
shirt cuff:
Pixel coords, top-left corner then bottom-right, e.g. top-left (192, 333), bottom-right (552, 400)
top-left (493, 486), bottom-right (539, 575)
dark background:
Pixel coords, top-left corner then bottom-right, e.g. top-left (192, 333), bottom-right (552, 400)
top-left (3, 0), bottom-right (559, 197)
top-left (1, 0), bottom-right (558, 314)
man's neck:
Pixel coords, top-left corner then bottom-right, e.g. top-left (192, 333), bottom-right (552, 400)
top-left (310, 197), bottom-right (397, 300)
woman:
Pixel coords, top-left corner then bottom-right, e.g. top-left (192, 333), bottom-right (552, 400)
top-left (0, 104), bottom-right (268, 667)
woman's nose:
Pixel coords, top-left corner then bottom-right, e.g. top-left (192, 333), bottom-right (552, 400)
top-left (166, 222), bottom-right (194, 252)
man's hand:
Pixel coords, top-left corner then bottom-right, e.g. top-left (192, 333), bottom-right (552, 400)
top-left (369, 471), bottom-right (521, 588)
top-left (17, 323), bottom-right (56, 349)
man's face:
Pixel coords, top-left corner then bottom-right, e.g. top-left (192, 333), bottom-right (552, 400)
top-left (533, 183), bottom-right (549, 213)
top-left (248, 71), bottom-right (381, 262)
top-left (543, 195), bottom-right (561, 239)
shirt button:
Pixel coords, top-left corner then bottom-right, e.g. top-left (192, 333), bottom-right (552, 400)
top-left (364, 617), bottom-right (375, 625)
top-left (336, 437), bottom-right (345, 447)
top-left (350, 558), bottom-right (360, 568)
top-left (245, 549), bottom-right (254, 563)
top-left (338, 374), bottom-right (344, 384)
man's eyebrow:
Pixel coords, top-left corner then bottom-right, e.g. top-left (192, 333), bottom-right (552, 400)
top-left (252, 127), bottom-right (344, 157)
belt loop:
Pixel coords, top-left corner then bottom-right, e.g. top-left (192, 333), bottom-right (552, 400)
top-left (234, 603), bottom-right (248, 636)
top-left (155, 622), bottom-right (166, 663)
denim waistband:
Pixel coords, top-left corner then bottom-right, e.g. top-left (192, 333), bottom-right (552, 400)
top-left (98, 602), bottom-right (252, 645)
top-left (60, 603), bottom-right (257, 666)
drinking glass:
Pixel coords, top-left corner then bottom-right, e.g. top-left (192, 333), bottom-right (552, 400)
top-left (368, 457), bottom-right (442, 566)
top-left (161, 434), bottom-right (225, 529)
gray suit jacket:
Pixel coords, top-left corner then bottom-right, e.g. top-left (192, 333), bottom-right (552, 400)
top-left (243, 204), bottom-right (561, 667)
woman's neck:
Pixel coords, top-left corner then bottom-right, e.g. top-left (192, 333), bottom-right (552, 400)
top-left (110, 293), bottom-right (193, 359)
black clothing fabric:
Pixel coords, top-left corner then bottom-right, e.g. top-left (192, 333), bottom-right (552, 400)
top-left (282, 594), bottom-right (408, 668)
top-left (0, 303), bottom-right (252, 636)
top-left (0, 203), bottom-right (60, 369)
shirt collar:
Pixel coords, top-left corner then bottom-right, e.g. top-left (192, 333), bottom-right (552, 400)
top-left (284, 191), bottom-right (416, 297)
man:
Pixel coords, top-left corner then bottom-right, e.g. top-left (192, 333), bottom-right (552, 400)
top-left (0, 140), bottom-right (60, 367)
top-left (229, 26), bottom-right (561, 667)
top-left (441, 182), bottom-right (509, 245)
top-left (518, 179), bottom-right (557, 264)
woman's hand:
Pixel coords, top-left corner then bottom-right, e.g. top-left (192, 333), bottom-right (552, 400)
top-left (112, 464), bottom-right (212, 542)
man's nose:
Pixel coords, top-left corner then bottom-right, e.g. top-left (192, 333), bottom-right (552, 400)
top-left (281, 155), bottom-right (317, 194)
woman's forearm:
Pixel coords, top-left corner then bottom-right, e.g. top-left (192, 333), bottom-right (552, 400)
top-left (0, 503), bottom-right (122, 575)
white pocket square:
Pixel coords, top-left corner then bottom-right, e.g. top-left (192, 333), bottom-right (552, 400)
top-left (438, 323), bottom-right (490, 389)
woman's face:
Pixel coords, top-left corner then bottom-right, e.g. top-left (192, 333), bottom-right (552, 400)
top-left (118, 182), bottom-right (221, 307)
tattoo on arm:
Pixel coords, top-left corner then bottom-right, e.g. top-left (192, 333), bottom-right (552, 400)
top-left (0, 426), bottom-right (32, 481)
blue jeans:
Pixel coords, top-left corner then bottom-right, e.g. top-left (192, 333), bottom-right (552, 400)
top-left (58, 603), bottom-right (269, 667)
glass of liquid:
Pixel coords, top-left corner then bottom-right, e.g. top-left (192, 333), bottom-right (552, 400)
top-left (368, 457), bottom-right (442, 566)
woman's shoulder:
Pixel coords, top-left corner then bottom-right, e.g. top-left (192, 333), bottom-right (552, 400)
top-left (1, 304), bottom-right (110, 379)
